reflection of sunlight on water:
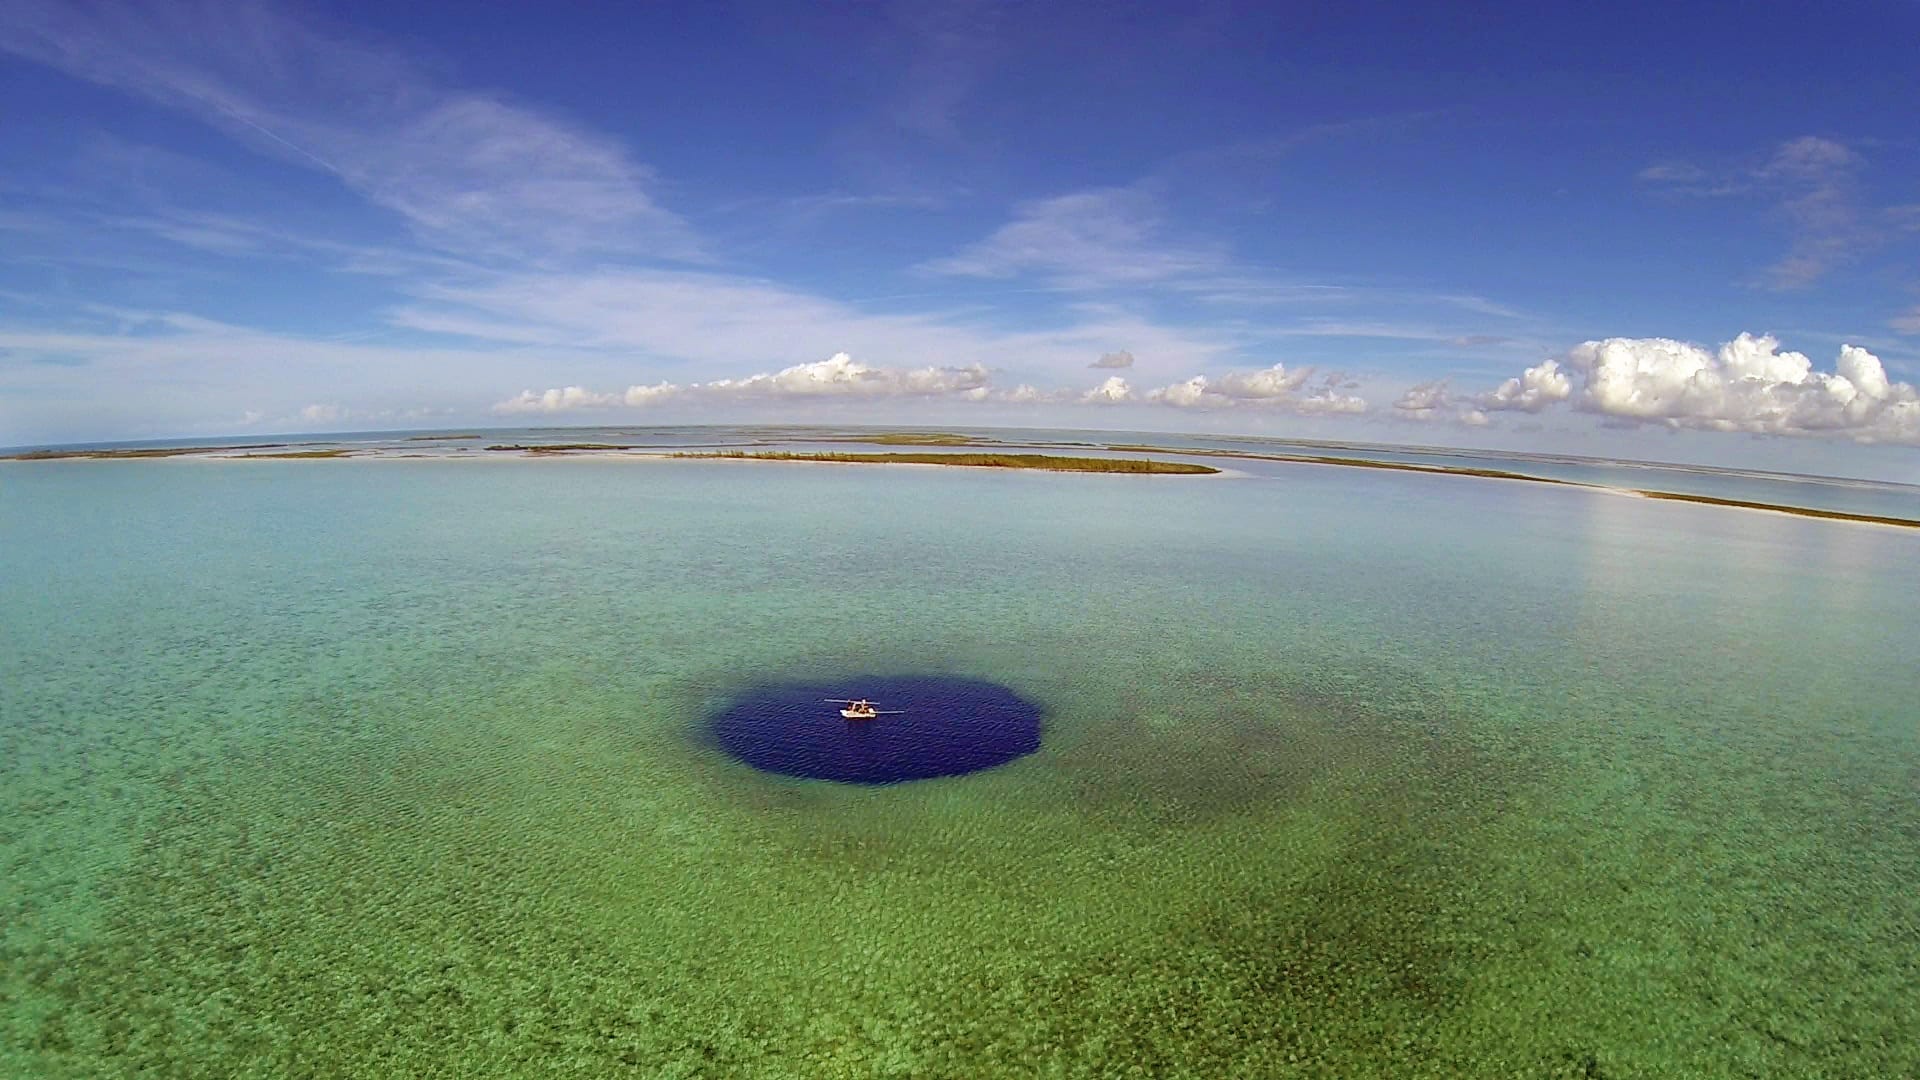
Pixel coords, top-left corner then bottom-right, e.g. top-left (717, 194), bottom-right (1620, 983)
top-left (1571, 491), bottom-right (1804, 653)
top-left (1811, 514), bottom-right (1894, 620)
top-left (1567, 489), bottom-right (1920, 738)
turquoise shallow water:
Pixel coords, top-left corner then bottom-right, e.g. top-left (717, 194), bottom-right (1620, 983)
top-left (2, 455), bottom-right (1917, 1077)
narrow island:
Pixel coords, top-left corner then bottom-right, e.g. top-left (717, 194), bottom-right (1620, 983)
top-left (1634, 490), bottom-right (1920, 527)
top-left (2, 444), bottom-right (290, 460)
top-left (1106, 443), bottom-right (1567, 484)
top-left (806, 431), bottom-right (979, 446)
top-left (485, 443), bottom-right (636, 453)
top-left (1103, 442), bottom-right (1919, 527)
top-left (670, 451), bottom-right (1218, 474)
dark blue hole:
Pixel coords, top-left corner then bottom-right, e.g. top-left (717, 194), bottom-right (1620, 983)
top-left (712, 675), bottom-right (1042, 784)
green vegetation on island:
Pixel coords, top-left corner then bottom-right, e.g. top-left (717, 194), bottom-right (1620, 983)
top-left (672, 450), bottom-right (1219, 474)
top-left (1105, 443), bottom-right (1562, 483)
top-left (2, 444), bottom-right (288, 460)
top-left (484, 443), bottom-right (637, 453)
top-left (1104, 442), bottom-right (1916, 527)
top-left (817, 431), bottom-right (982, 446)
top-left (8, 433), bottom-right (1906, 527)
top-left (1636, 490), bottom-right (1919, 528)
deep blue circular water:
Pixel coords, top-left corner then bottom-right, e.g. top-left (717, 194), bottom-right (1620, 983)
top-left (712, 675), bottom-right (1042, 784)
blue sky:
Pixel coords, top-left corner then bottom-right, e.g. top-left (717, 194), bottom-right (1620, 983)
top-left (2, 0), bottom-right (1918, 478)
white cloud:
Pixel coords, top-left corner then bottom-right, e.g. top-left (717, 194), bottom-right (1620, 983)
top-left (492, 386), bottom-right (621, 414)
top-left (491, 352), bottom-right (990, 414)
top-left (1636, 162), bottom-right (1706, 184)
top-left (699, 352), bottom-right (988, 399)
top-left (1478, 359), bottom-right (1572, 413)
top-left (960, 383), bottom-right (1062, 405)
top-left (920, 187), bottom-right (1225, 288)
top-left (1756, 136), bottom-right (1865, 289)
top-left (394, 267), bottom-right (1240, 387)
top-left (489, 356), bottom-right (1372, 418)
top-left (622, 383), bottom-right (681, 407)
top-left (1143, 364), bottom-right (1367, 413)
top-left (1391, 380), bottom-right (1486, 426)
top-left (299, 403), bottom-right (346, 423)
top-left (0, 0), bottom-right (698, 262)
top-left (1471, 333), bottom-right (1920, 443)
top-left (1635, 136), bottom-right (1895, 288)
top-left (1393, 380), bottom-right (1452, 414)
top-left (1091, 349), bottom-right (1135, 369)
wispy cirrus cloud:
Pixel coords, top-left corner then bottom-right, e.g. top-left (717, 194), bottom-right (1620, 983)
top-left (1755, 136), bottom-right (1867, 289)
top-left (883, 0), bottom-right (1005, 143)
top-left (0, 0), bottom-right (700, 262)
top-left (389, 266), bottom-right (1244, 385)
top-left (920, 186), bottom-right (1228, 288)
top-left (1636, 135), bottom-right (1896, 290)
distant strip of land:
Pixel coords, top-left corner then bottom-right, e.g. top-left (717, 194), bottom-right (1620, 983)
top-left (1, 444), bottom-right (288, 460)
top-left (1634, 490), bottom-right (1920, 527)
top-left (1103, 442), bottom-right (1918, 527)
top-left (7, 437), bottom-right (1912, 527)
top-left (670, 451), bottom-right (1218, 474)
top-left (485, 443), bottom-right (635, 453)
top-left (811, 431), bottom-right (977, 446)
top-left (1104, 443), bottom-right (1569, 483)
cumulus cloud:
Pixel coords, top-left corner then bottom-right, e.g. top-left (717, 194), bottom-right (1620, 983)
top-left (959, 383), bottom-right (1061, 405)
top-left (299, 403), bottom-right (346, 423)
top-left (491, 352), bottom-right (989, 414)
top-left (1393, 380), bottom-right (1452, 414)
top-left (1141, 364), bottom-right (1367, 413)
top-left (1478, 359), bottom-right (1573, 413)
top-left (1471, 333), bottom-right (1920, 443)
top-left (698, 351), bottom-right (987, 399)
top-left (1081, 376), bottom-right (1133, 404)
top-left (1091, 349), bottom-right (1135, 369)
top-left (492, 386), bottom-right (620, 414)
top-left (1391, 380), bottom-right (1487, 426)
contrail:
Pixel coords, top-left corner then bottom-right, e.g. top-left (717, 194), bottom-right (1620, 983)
top-left (211, 100), bottom-right (341, 175)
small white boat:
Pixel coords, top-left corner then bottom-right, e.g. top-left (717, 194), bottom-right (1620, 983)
top-left (824, 698), bottom-right (903, 720)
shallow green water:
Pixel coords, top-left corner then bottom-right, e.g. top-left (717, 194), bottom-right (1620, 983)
top-left (3, 457), bottom-right (1916, 1077)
